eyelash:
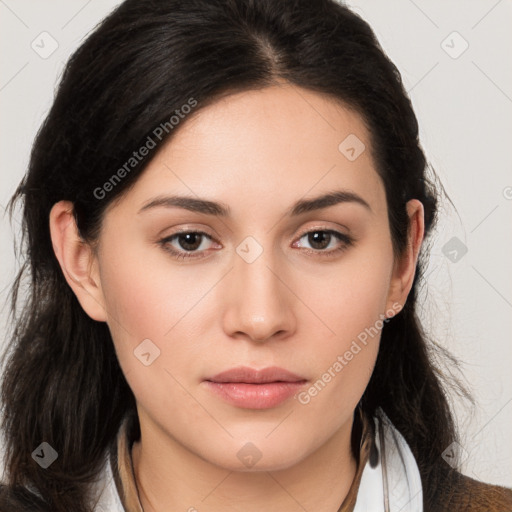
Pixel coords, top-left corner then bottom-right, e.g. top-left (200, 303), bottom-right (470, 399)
top-left (158, 228), bottom-right (354, 261)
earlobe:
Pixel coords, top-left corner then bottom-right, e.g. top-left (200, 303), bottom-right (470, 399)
top-left (385, 199), bottom-right (425, 315)
top-left (49, 201), bottom-right (108, 322)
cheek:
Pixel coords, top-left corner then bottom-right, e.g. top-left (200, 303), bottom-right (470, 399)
top-left (98, 225), bottom-right (208, 336)
top-left (99, 263), bottom-right (202, 424)
top-left (293, 241), bottom-right (394, 402)
top-left (101, 264), bottom-right (171, 341)
top-left (98, 243), bottom-right (220, 398)
top-left (302, 242), bottom-right (394, 346)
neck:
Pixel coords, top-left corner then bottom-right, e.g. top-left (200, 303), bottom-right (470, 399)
top-left (131, 413), bottom-right (358, 512)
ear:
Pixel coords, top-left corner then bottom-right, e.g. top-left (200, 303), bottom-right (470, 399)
top-left (385, 199), bottom-right (425, 316)
top-left (49, 200), bottom-right (107, 322)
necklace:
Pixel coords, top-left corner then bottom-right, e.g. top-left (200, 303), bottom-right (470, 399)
top-left (130, 442), bottom-right (145, 512)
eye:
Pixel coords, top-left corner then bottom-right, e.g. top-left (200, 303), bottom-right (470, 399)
top-left (293, 229), bottom-right (353, 257)
top-left (158, 228), bottom-right (354, 261)
top-left (159, 230), bottom-right (219, 260)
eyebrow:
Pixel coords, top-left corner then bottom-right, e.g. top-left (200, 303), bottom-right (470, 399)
top-left (138, 189), bottom-right (371, 217)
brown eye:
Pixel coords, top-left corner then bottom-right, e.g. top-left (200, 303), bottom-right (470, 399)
top-left (176, 233), bottom-right (204, 251)
top-left (159, 230), bottom-right (217, 260)
top-left (293, 229), bottom-right (354, 258)
top-left (307, 231), bottom-right (332, 250)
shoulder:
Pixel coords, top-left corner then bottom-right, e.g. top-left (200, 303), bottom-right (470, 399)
top-left (0, 482), bottom-right (49, 512)
top-left (428, 463), bottom-right (512, 512)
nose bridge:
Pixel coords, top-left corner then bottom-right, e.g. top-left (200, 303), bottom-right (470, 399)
top-left (224, 235), bottom-right (295, 341)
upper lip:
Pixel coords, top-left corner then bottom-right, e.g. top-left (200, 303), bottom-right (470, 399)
top-left (206, 366), bottom-right (306, 384)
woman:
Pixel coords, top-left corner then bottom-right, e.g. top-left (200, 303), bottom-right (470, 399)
top-left (1, 0), bottom-right (511, 511)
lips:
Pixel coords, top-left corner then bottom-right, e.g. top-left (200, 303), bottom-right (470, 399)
top-left (203, 366), bottom-right (307, 409)
top-left (207, 366), bottom-right (306, 384)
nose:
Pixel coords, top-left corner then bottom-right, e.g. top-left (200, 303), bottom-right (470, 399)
top-left (222, 245), bottom-right (296, 343)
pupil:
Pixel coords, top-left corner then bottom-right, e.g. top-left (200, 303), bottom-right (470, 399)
top-left (180, 233), bottom-right (201, 250)
top-left (309, 231), bottom-right (330, 250)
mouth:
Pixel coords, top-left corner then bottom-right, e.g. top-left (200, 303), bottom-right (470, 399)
top-left (203, 366), bottom-right (308, 409)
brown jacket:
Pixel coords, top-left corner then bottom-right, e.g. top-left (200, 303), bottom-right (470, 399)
top-left (424, 462), bottom-right (512, 512)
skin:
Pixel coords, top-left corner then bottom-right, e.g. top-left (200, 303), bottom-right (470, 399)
top-left (49, 82), bottom-right (424, 511)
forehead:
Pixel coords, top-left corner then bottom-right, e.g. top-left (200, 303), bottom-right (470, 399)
top-left (106, 84), bottom-right (385, 221)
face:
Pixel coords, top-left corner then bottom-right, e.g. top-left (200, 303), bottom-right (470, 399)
top-left (62, 83), bottom-right (411, 472)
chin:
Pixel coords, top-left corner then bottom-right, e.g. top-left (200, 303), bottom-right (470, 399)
top-left (198, 436), bottom-right (315, 473)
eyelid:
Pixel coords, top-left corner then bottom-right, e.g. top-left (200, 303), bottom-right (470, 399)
top-left (294, 223), bottom-right (351, 239)
top-left (162, 224), bottom-right (216, 236)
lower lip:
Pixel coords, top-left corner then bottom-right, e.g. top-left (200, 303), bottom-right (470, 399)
top-left (204, 381), bottom-right (307, 409)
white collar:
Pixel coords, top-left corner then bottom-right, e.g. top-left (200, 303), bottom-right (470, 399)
top-left (93, 457), bottom-right (126, 512)
top-left (354, 407), bottom-right (423, 512)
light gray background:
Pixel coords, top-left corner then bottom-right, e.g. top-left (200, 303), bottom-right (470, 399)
top-left (1, 0), bottom-right (511, 487)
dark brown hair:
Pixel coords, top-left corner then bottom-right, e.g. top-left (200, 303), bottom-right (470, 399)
top-left (1, 0), bottom-right (469, 510)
